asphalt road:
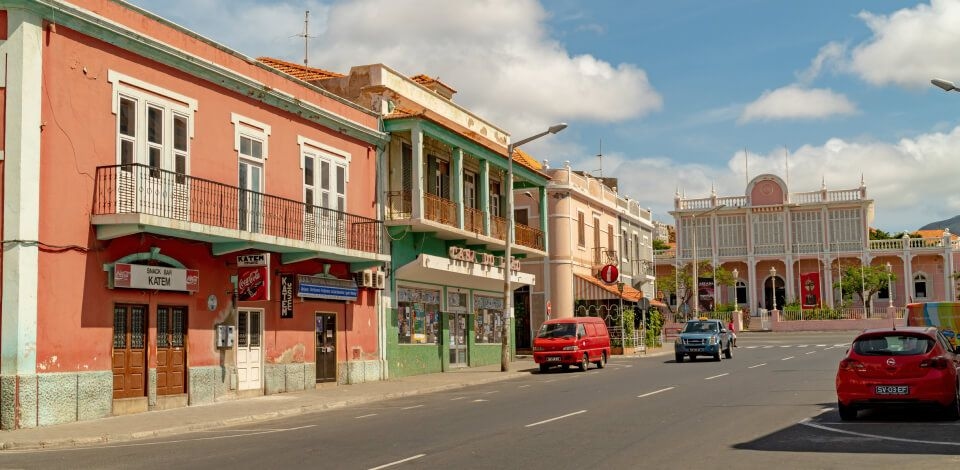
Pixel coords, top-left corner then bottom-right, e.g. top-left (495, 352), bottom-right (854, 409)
top-left (4, 332), bottom-right (960, 469)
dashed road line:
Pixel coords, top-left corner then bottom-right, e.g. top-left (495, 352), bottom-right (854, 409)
top-left (637, 387), bottom-right (675, 398)
top-left (800, 419), bottom-right (960, 447)
top-left (705, 373), bottom-right (729, 380)
top-left (782, 356), bottom-right (794, 361)
top-left (525, 410), bottom-right (588, 428)
top-left (805, 351), bottom-right (816, 355)
top-left (355, 414), bottom-right (378, 419)
top-left (748, 363), bottom-right (767, 369)
top-left (402, 405), bottom-right (424, 410)
top-left (369, 454), bottom-right (427, 470)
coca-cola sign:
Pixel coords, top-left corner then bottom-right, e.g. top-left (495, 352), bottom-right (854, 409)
top-left (238, 266), bottom-right (269, 301)
top-left (112, 263), bottom-right (199, 292)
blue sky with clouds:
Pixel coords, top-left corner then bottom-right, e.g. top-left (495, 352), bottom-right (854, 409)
top-left (127, 0), bottom-right (960, 231)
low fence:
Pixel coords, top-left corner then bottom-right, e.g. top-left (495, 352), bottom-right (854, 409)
top-left (663, 306), bottom-right (909, 334)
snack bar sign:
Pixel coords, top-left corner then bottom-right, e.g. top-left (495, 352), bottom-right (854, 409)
top-left (114, 263), bottom-right (199, 292)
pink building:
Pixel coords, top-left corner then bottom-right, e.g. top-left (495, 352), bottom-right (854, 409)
top-left (0, 1), bottom-right (388, 429)
top-left (655, 174), bottom-right (959, 322)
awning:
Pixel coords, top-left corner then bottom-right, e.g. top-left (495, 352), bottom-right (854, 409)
top-left (395, 254), bottom-right (535, 292)
top-left (574, 273), bottom-right (649, 303)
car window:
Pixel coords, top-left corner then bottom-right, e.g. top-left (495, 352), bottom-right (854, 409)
top-left (682, 321), bottom-right (717, 333)
top-left (577, 324), bottom-right (587, 338)
top-left (853, 334), bottom-right (933, 356)
top-left (537, 323), bottom-right (576, 338)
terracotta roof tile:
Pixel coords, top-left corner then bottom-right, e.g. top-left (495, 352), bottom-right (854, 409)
top-left (512, 148), bottom-right (542, 171)
top-left (410, 74), bottom-right (457, 93)
top-left (257, 57), bottom-right (344, 81)
top-left (916, 229), bottom-right (958, 239)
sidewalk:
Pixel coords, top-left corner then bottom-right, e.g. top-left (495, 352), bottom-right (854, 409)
top-left (0, 349), bottom-right (669, 451)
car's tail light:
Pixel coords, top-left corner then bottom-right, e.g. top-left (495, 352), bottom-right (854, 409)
top-left (533, 346), bottom-right (544, 352)
top-left (839, 358), bottom-right (865, 371)
top-left (920, 356), bottom-right (950, 369)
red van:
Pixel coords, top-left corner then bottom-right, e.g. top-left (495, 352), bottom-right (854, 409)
top-left (533, 317), bottom-right (611, 372)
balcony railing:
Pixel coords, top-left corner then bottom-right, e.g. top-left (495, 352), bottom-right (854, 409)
top-left (593, 248), bottom-right (617, 265)
top-left (515, 223), bottom-right (544, 251)
top-left (424, 193), bottom-right (457, 227)
top-left (490, 215), bottom-right (507, 241)
top-left (465, 207), bottom-right (484, 234)
top-left (93, 164), bottom-right (385, 255)
top-left (386, 191), bottom-right (412, 220)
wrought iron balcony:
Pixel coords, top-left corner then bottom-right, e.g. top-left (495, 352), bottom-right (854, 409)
top-left (465, 207), bottom-right (484, 234)
top-left (93, 164), bottom-right (385, 256)
top-left (515, 222), bottom-right (544, 251)
top-left (424, 193), bottom-right (457, 227)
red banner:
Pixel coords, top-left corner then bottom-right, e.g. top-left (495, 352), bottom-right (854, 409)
top-left (238, 266), bottom-right (270, 301)
top-left (800, 272), bottom-right (821, 309)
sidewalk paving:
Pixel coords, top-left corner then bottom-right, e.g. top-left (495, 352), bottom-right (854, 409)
top-left (0, 348), bottom-right (671, 451)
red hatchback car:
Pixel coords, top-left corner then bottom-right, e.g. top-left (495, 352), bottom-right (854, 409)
top-left (836, 327), bottom-right (960, 421)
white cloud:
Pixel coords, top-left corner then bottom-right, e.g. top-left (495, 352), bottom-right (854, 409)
top-left (796, 41), bottom-right (847, 85)
top-left (739, 86), bottom-right (857, 123)
top-left (616, 126), bottom-right (960, 231)
top-left (850, 0), bottom-right (960, 88)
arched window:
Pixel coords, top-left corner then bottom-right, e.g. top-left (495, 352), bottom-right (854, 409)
top-left (913, 273), bottom-right (928, 299)
top-left (736, 280), bottom-right (747, 304)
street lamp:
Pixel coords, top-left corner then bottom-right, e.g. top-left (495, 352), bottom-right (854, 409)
top-left (731, 268), bottom-right (739, 306)
top-left (886, 262), bottom-right (893, 307)
top-left (769, 266), bottom-right (777, 311)
top-left (502, 123), bottom-right (567, 372)
top-left (690, 204), bottom-right (725, 318)
top-left (932, 78), bottom-right (958, 92)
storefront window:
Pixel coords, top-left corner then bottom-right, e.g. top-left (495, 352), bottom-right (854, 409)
top-left (398, 287), bottom-right (441, 344)
top-left (474, 295), bottom-right (504, 344)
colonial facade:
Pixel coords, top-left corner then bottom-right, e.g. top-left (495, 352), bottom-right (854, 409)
top-left (522, 163), bottom-right (660, 344)
top-left (655, 174), bottom-right (960, 317)
top-left (304, 64), bottom-right (550, 376)
top-left (1, 0), bottom-right (388, 429)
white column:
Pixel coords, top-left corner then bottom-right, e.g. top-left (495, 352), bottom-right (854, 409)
top-left (1, 8), bottom-right (42, 377)
top-left (747, 258), bottom-right (757, 313)
top-left (410, 125), bottom-right (424, 220)
top-left (451, 147), bottom-right (463, 229)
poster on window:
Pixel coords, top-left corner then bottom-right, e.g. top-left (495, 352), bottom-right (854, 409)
top-left (800, 272), bottom-right (821, 309)
top-left (697, 278), bottom-right (715, 313)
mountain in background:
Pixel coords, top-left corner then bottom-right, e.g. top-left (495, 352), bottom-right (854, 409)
top-left (919, 214), bottom-right (960, 233)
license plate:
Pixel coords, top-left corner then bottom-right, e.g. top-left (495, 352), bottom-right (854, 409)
top-left (688, 347), bottom-right (702, 352)
top-left (875, 385), bottom-right (909, 395)
top-left (547, 356), bottom-right (561, 362)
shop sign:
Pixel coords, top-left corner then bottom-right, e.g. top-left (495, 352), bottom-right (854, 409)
top-left (280, 273), bottom-right (295, 318)
top-left (298, 275), bottom-right (358, 301)
top-left (448, 246), bottom-right (520, 271)
top-left (238, 266), bottom-right (270, 301)
top-left (114, 263), bottom-right (199, 292)
top-left (474, 295), bottom-right (504, 310)
top-left (237, 253), bottom-right (269, 267)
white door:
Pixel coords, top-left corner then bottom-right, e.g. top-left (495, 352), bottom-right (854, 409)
top-left (236, 309), bottom-right (263, 391)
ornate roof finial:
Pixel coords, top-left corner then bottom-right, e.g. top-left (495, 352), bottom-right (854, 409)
top-left (860, 173), bottom-right (865, 188)
top-left (821, 176), bottom-right (826, 190)
top-left (711, 181), bottom-right (716, 196)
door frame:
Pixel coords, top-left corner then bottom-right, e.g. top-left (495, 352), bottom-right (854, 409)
top-left (236, 307), bottom-right (264, 391)
top-left (315, 312), bottom-right (338, 383)
top-left (112, 303), bottom-right (148, 399)
top-left (156, 305), bottom-right (188, 396)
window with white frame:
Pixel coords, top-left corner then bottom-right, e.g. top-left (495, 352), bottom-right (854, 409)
top-left (717, 214), bottom-right (746, 256)
top-left (299, 138), bottom-right (349, 213)
top-left (232, 114), bottom-right (271, 232)
top-left (914, 273), bottom-right (928, 299)
top-left (791, 211), bottom-right (823, 254)
top-left (752, 212), bottom-right (784, 255)
top-left (828, 208), bottom-right (863, 251)
top-left (111, 71), bottom-right (195, 180)
top-left (490, 180), bottom-right (502, 217)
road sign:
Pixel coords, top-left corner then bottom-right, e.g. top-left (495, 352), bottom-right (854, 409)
top-left (598, 264), bottom-right (619, 285)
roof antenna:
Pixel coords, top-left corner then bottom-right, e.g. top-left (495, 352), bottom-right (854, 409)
top-left (596, 138), bottom-right (603, 178)
top-left (295, 11), bottom-right (314, 66)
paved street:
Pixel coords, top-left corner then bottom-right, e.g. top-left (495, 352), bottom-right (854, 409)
top-left (3, 332), bottom-right (960, 469)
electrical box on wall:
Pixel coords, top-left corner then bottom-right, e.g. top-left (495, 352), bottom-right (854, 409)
top-left (374, 271), bottom-right (386, 290)
top-left (216, 324), bottom-right (235, 348)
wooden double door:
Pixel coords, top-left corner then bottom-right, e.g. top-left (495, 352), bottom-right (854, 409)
top-left (112, 304), bottom-right (187, 399)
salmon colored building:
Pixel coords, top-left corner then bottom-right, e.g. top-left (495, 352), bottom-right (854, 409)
top-left (0, 0), bottom-right (389, 429)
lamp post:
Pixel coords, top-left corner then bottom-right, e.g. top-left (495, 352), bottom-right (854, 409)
top-left (886, 262), bottom-right (893, 307)
top-left (932, 78), bottom-right (959, 92)
top-left (731, 268), bottom-right (739, 306)
top-left (769, 266), bottom-right (777, 312)
top-left (617, 281), bottom-right (625, 351)
top-left (502, 123), bottom-right (567, 372)
top-left (690, 204), bottom-right (725, 318)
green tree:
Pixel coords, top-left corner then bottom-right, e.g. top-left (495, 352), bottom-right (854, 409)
top-left (655, 261), bottom-right (736, 317)
top-left (652, 239), bottom-right (671, 251)
top-left (833, 264), bottom-right (897, 309)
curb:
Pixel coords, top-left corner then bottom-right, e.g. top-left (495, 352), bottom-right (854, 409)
top-left (0, 369), bottom-right (532, 451)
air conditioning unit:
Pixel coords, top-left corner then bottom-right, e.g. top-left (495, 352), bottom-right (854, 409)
top-left (355, 269), bottom-right (374, 288)
top-left (374, 271), bottom-right (386, 290)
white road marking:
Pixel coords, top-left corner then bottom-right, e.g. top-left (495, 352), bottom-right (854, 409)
top-left (763, 346), bottom-right (774, 349)
top-left (816, 344), bottom-right (827, 347)
top-left (356, 414), bottom-right (378, 419)
top-left (525, 410), bottom-right (588, 428)
top-left (484, 390), bottom-right (499, 394)
top-left (637, 387), bottom-right (675, 398)
top-left (519, 385), bottom-right (531, 388)
top-left (800, 419), bottom-right (960, 446)
top-left (782, 356), bottom-right (794, 361)
top-left (451, 396), bottom-right (467, 401)
top-left (746, 346), bottom-right (758, 349)
top-left (544, 379), bottom-right (557, 383)
top-left (705, 373), bottom-right (729, 380)
top-left (833, 343), bottom-right (846, 347)
top-left (402, 405), bottom-right (424, 410)
top-left (798, 345), bottom-right (809, 348)
top-left (748, 363), bottom-right (767, 369)
top-left (805, 351), bottom-right (816, 355)
top-left (780, 345), bottom-right (792, 348)
top-left (369, 454), bottom-right (427, 470)
top-left (473, 399), bottom-right (488, 402)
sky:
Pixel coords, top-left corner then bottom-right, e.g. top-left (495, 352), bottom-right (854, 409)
top-left (126, 0), bottom-right (960, 232)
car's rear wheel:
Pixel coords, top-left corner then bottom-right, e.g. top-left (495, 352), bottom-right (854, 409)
top-left (578, 353), bottom-right (589, 371)
top-left (595, 352), bottom-right (607, 369)
top-left (724, 343), bottom-right (733, 359)
top-left (945, 382), bottom-right (960, 421)
top-left (675, 353), bottom-right (684, 363)
top-left (838, 401), bottom-right (857, 421)
top-left (539, 363), bottom-right (550, 373)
